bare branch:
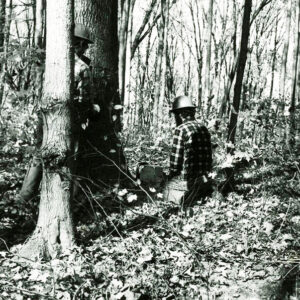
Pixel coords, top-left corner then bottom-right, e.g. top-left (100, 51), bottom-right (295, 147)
top-left (131, 0), bottom-right (158, 59)
top-left (250, 0), bottom-right (273, 26)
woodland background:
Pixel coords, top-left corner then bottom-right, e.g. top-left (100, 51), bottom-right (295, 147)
top-left (0, 0), bottom-right (299, 299)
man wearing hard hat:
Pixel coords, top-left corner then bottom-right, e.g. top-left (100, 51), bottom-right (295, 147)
top-left (164, 95), bottom-right (213, 206)
top-left (17, 24), bottom-right (98, 202)
top-left (74, 23), bottom-right (99, 117)
top-left (73, 24), bottom-right (100, 197)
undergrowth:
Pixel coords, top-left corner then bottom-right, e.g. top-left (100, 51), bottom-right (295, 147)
top-left (0, 148), bottom-right (299, 299)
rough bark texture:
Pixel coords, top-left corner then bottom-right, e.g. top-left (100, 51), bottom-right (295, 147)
top-left (75, 0), bottom-right (126, 185)
top-left (19, 0), bottom-right (75, 260)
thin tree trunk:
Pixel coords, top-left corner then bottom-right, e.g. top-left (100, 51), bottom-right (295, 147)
top-left (279, 0), bottom-right (292, 143)
top-left (153, 0), bottom-right (168, 134)
top-left (224, 0), bottom-right (252, 192)
top-left (120, 0), bottom-right (135, 129)
top-left (205, 0), bottom-right (213, 117)
top-left (280, 0), bottom-right (292, 102)
top-left (289, 0), bottom-right (300, 147)
top-left (131, 0), bottom-right (157, 59)
top-left (218, 54), bottom-right (239, 119)
top-left (118, 0), bottom-right (130, 105)
top-left (269, 14), bottom-right (278, 99)
top-left (218, 0), bottom-right (238, 119)
top-left (34, 0), bottom-right (45, 48)
top-left (20, 0), bottom-right (75, 260)
top-left (138, 28), bottom-right (152, 128)
top-left (190, 0), bottom-right (203, 109)
top-left (0, 0), bottom-right (5, 50)
top-left (0, 0), bottom-right (6, 107)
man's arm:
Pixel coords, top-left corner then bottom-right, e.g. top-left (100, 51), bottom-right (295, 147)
top-left (169, 127), bottom-right (184, 178)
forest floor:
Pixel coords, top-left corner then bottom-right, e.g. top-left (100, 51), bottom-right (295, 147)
top-left (0, 147), bottom-right (300, 299)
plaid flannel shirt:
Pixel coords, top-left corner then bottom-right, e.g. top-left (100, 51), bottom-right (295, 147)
top-left (170, 120), bottom-right (212, 181)
top-left (74, 55), bottom-right (95, 126)
top-left (75, 55), bottom-right (93, 105)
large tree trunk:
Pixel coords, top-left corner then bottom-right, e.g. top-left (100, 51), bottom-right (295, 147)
top-left (224, 0), bottom-right (252, 192)
top-left (19, 0), bottom-right (75, 260)
top-left (75, 0), bottom-right (126, 185)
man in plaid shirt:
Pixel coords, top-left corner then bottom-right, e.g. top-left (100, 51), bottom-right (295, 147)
top-left (164, 95), bottom-right (212, 205)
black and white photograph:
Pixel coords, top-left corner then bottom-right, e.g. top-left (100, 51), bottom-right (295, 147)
top-left (0, 0), bottom-right (299, 299)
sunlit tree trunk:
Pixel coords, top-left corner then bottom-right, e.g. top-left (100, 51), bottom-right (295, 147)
top-left (190, 0), bottom-right (203, 109)
top-left (131, 0), bottom-right (157, 59)
top-left (279, 0), bottom-right (292, 145)
top-left (205, 0), bottom-right (213, 117)
top-left (280, 0), bottom-right (292, 103)
top-left (118, 0), bottom-right (135, 128)
top-left (118, 0), bottom-right (131, 105)
top-left (218, 0), bottom-right (238, 119)
top-left (224, 0), bottom-right (252, 192)
top-left (20, 0), bottom-right (75, 260)
top-left (137, 29), bottom-right (153, 129)
top-left (289, 0), bottom-right (300, 147)
top-left (269, 14), bottom-right (278, 99)
top-left (153, 0), bottom-right (168, 136)
top-left (166, 34), bottom-right (177, 99)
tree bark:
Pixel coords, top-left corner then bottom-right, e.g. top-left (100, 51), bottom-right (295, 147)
top-left (0, 0), bottom-right (6, 106)
top-left (19, 0), bottom-right (75, 260)
top-left (205, 0), bottom-right (213, 117)
top-left (269, 14), bottom-right (278, 99)
top-left (119, 0), bottom-right (135, 128)
top-left (280, 0), bottom-right (292, 102)
top-left (152, 0), bottom-right (168, 135)
top-left (189, 0), bottom-right (203, 109)
top-left (0, 0), bottom-right (5, 49)
top-left (224, 0), bottom-right (252, 192)
top-left (118, 0), bottom-right (131, 105)
top-left (289, 0), bottom-right (300, 147)
top-left (17, 0), bottom-right (45, 203)
top-left (75, 0), bottom-right (126, 185)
